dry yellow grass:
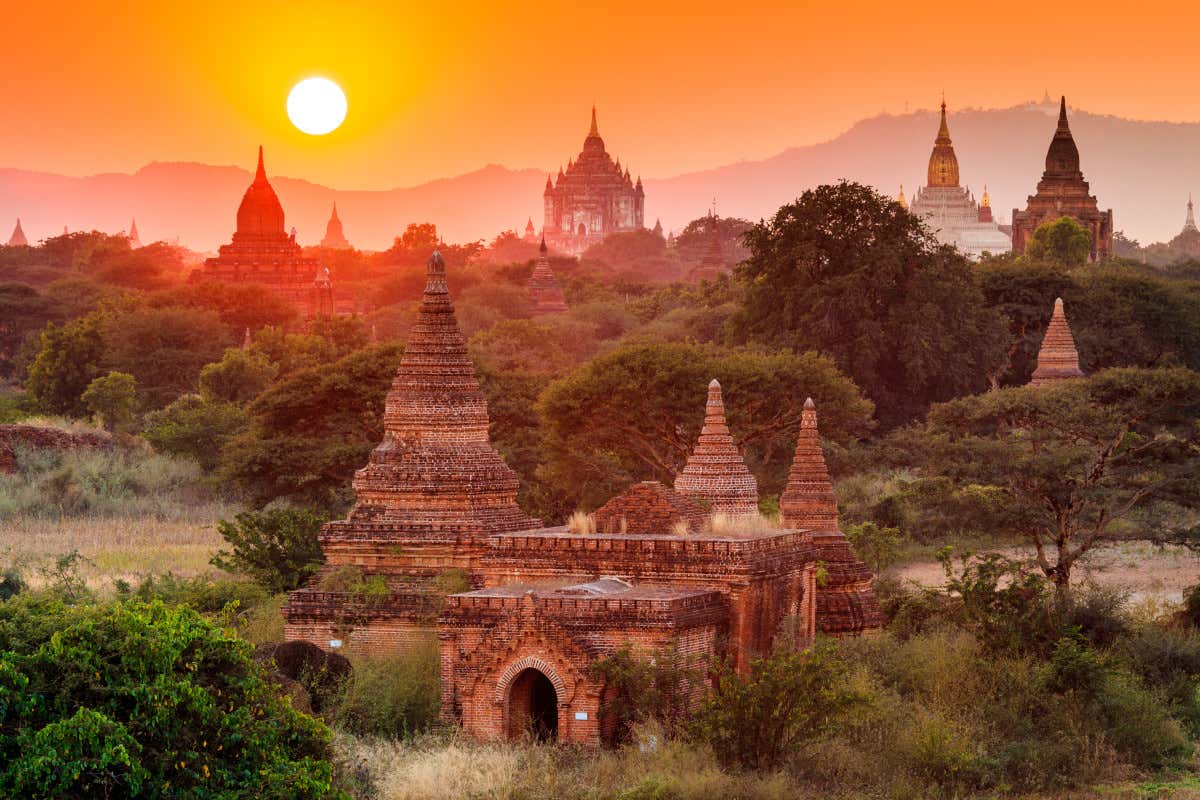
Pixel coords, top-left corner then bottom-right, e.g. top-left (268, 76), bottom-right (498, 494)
top-left (0, 514), bottom-right (230, 592)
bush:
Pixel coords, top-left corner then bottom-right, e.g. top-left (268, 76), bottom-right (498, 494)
top-left (0, 600), bottom-right (345, 799)
top-left (211, 507), bottom-right (326, 593)
top-left (330, 645), bottom-right (440, 737)
top-left (844, 521), bottom-right (902, 572)
top-left (118, 572), bottom-right (270, 614)
top-left (80, 371), bottom-right (137, 433)
top-left (141, 394), bottom-right (248, 471)
top-left (591, 645), bottom-right (695, 745)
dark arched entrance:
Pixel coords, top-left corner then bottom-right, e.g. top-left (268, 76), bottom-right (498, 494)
top-left (577, 223), bottom-right (587, 237)
top-left (507, 668), bottom-right (558, 741)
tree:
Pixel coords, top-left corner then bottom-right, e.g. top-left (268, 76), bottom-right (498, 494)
top-left (537, 341), bottom-right (873, 511)
top-left (141, 395), bottom-right (248, 471)
top-left (198, 348), bottom-right (279, 405)
top-left (24, 314), bottom-right (106, 417)
top-left (912, 368), bottom-right (1200, 591)
top-left (690, 642), bottom-right (862, 771)
top-left (80, 371), bottom-right (137, 434)
top-left (220, 344), bottom-right (403, 509)
top-left (0, 600), bottom-right (343, 799)
top-left (0, 283), bottom-right (59, 379)
top-left (590, 645), bottom-right (695, 745)
top-left (211, 508), bottom-right (327, 593)
top-left (731, 182), bottom-right (1008, 427)
top-left (152, 282), bottom-right (298, 333)
top-left (1027, 216), bottom-right (1093, 267)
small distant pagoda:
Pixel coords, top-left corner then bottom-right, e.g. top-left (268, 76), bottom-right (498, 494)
top-left (320, 204), bottom-right (352, 250)
top-left (674, 379), bottom-right (759, 514)
top-left (7, 219), bottom-right (28, 247)
top-left (128, 218), bottom-right (142, 248)
top-left (189, 147), bottom-right (328, 318)
top-left (1029, 297), bottom-right (1085, 386)
top-left (1011, 97), bottom-right (1113, 262)
top-left (780, 399), bottom-right (839, 531)
top-left (527, 238), bottom-right (568, 314)
top-left (1167, 195), bottom-right (1200, 259)
top-left (522, 218), bottom-right (538, 243)
top-left (687, 212), bottom-right (726, 282)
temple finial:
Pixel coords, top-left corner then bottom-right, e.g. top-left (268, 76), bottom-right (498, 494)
top-left (539, 234), bottom-right (547, 255)
top-left (255, 146), bottom-right (266, 181)
top-left (589, 105), bottom-right (599, 137)
top-left (1058, 96), bottom-right (1069, 130)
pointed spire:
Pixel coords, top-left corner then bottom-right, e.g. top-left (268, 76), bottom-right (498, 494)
top-left (539, 234), bottom-right (547, 255)
top-left (242, 327), bottom-right (252, 350)
top-left (780, 398), bottom-right (840, 531)
top-left (528, 236), bottom-right (567, 314)
top-left (1185, 194), bottom-right (1197, 233)
top-left (1030, 297), bottom-right (1085, 386)
top-left (1057, 95), bottom-right (1069, 131)
top-left (936, 100), bottom-right (951, 144)
top-left (981, 185), bottom-right (991, 208)
top-left (128, 218), bottom-right (141, 248)
top-left (673, 379), bottom-right (759, 515)
top-left (7, 218), bottom-right (28, 247)
top-left (589, 105), bottom-right (599, 137)
top-left (897, 184), bottom-right (907, 210)
top-left (255, 145), bottom-right (267, 181)
top-left (926, 96), bottom-right (959, 187)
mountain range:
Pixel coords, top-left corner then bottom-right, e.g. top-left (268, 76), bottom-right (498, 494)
top-left (2, 99), bottom-right (1197, 253)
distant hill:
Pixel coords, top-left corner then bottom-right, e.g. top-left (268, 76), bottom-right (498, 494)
top-left (1, 101), bottom-right (1197, 251)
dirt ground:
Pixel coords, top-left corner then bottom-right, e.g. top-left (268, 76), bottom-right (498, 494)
top-left (894, 541), bottom-right (1200, 606)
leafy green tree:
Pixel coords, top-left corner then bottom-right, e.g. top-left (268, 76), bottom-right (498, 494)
top-left (152, 282), bottom-right (298, 332)
top-left (80, 371), bottom-right (137, 434)
top-left (731, 182), bottom-right (1008, 427)
top-left (24, 314), bottom-right (106, 416)
top-left (210, 508), bottom-right (327, 593)
top-left (198, 348), bottom-right (279, 404)
top-left (220, 344), bottom-right (403, 509)
top-left (844, 521), bottom-right (902, 572)
top-left (912, 368), bottom-right (1200, 590)
top-left (690, 641), bottom-right (863, 771)
top-left (1027, 216), bottom-right (1093, 267)
top-left (141, 395), bottom-right (248, 471)
top-left (0, 601), bottom-right (343, 799)
top-left (537, 341), bottom-right (873, 511)
top-left (591, 645), bottom-right (695, 745)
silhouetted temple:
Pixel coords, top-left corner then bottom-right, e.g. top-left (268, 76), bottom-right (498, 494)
top-left (543, 107), bottom-right (644, 255)
top-left (127, 218), bottom-right (142, 248)
top-left (1168, 195), bottom-right (1200, 259)
top-left (908, 102), bottom-right (1010, 259)
top-left (7, 219), bottom-right (28, 247)
top-left (1030, 297), bottom-right (1085, 386)
top-left (320, 204), bottom-right (352, 250)
top-left (688, 213), bottom-right (728, 282)
top-left (527, 238), bottom-right (568, 314)
top-left (189, 147), bottom-right (331, 318)
top-left (283, 254), bottom-right (881, 745)
top-left (1011, 97), bottom-right (1113, 262)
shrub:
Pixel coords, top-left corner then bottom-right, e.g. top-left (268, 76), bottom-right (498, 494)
top-left (141, 394), bottom-right (248, 471)
top-left (0, 600), bottom-right (345, 799)
top-left (690, 642), bottom-right (862, 771)
top-left (118, 572), bottom-right (270, 614)
top-left (0, 567), bottom-right (25, 601)
top-left (844, 521), bottom-right (902, 572)
top-left (80, 371), bottom-right (137, 434)
top-left (591, 645), bottom-right (696, 745)
top-left (330, 645), bottom-right (440, 737)
top-left (211, 507), bottom-right (327, 593)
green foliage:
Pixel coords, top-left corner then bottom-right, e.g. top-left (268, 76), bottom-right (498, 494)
top-left (0, 568), bottom-right (25, 601)
top-left (211, 508), bottom-right (327, 593)
top-left (220, 343), bottom-right (403, 509)
top-left (1026, 216), bottom-right (1093, 267)
top-left (843, 521), bottom-right (902, 572)
top-left (591, 645), bottom-right (695, 745)
top-left (538, 341), bottom-right (872, 512)
top-left (330, 646), bottom-right (440, 737)
top-left (80, 370), bottom-right (137, 433)
top-left (731, 181), bottom-right (1008, 427)
top-left (197, 347), bottom-right (279, 404)
top-left (0, 600), bottom-right (344, 799)
top-left (0, 282), bottom-right (60, 379)
top-left (25, 314), bottom-right (106, 416)
top-left (141, 394), bottom-right (248, 471)
top-left (117, 572), bottom-right (270, 615)
top-left (690, 642), bottom-right (862, 771)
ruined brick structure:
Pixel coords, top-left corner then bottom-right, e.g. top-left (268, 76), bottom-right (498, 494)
top-left (1011, 97), bottom-right (1114, 262)
top-left (0, 424), bottom-right (112, 474)
top-left (284, 254), bottom-right (881, 745)
top-left (1030, 297), bottom-right (1085, 386)
top-left (188, 147), bottom-right (346, 319)
top-left (527, 238), bottom-right (568, 315)
top-left (673, 379), bottom-right (759, 515)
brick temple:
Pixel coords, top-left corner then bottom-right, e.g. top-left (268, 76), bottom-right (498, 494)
top-left (1030, 297), bottom-right (1085, 386)
top-left (189, 147), bottom-right (340, 318)
top-left (283, 252), bottom-right (881, 744)
top-left (527, 238), bottom-right (568, 314)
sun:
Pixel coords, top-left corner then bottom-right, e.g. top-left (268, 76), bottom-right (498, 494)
top-left (287, 78), bottom-right (347, 136)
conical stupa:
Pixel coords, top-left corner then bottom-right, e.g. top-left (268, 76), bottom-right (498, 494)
top-left (321, 204), bottom-right (352, 249)
top-left (527, 237), bottom-right (568, 314)
top-left (673, 379), bottom-right (758, 515)
top-left (344, 251), bottom-right (542, 533)
top-left (779, 399), bottom-right (839, 531)
top-left (7, 219), bottom-right (28, 247)
top-left (128, 218), bottom-right (142, 248)
top-left (1030, 297), bottom-right (1084, 386)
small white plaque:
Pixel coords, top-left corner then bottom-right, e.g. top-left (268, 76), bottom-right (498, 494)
top-left (329, 639), bottom-right (343, 649)
top-left (574, 711), bottom-right (588, 721)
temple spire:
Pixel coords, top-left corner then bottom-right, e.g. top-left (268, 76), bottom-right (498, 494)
top-left (255, 145), bottom-right (267, 181)
top-left (128, 218), bottom-right (141, 248)
top-left (1030, 297), bottom-right (1085, 386)
top-left (1185, 194), bottom-right (1197, 233)
top-left (674, 379), bottom-right (759, 515)
top-left (897, 184), bottom-right (907, 209)
top-left (936, 100), bottom-right (951, 143)
top-left (7, 218), bottom-right (27, 247)
top-left (779, 398), bottom-right (839, 531)
top-left (926, 98), bottom-right (960, 187)
top-left (1057, 95), bottom-right (1069, 131)
top-left (589, 105), bottom-right (599, 137)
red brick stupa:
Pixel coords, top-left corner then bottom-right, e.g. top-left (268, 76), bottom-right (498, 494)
top-left (780, 398), bottom-right (839, 531)
top-left (189, 147), bottom-right (326, 317)
top-left (343, 250), bottom-right (542, 534)
top-left (527, 237), bottom-right (568, 315)
top-left (674, 379), bottom-right (759, 514)
top-left (1030, 297), bottom-right (1085, 386)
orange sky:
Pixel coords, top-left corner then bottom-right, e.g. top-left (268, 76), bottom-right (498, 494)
top-left (4, 0), bottom-right (1197, 188)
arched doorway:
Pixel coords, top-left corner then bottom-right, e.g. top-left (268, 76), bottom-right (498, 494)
top-left (507, 668), bottom-right (558, 741)
top-left (577, 223), bottom-right (587, 237)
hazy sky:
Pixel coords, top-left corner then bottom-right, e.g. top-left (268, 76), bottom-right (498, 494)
top-left (5, 0), bottom-right (1197, 188)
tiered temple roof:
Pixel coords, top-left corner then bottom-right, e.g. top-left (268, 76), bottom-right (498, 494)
top-left (527, 238), bottom-right (568, 314)
top-left (780, 399), bottom-right (839, 531)
top-left (7, 218), bottom-right (27, 247)
top-left (674, 379), bottom-right (759, 515)
top-left (1011, 97), bottom-right (1113, 262)
top-left (1030, 297), bottom-right (1085, 386)
top-left (320, 204), bottom-right (352, 249)
top-left (343, 251), bottom-right (542, 534)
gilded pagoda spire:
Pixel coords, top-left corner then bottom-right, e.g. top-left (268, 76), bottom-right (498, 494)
top-left (926, 100), bottom-right (960, 188)
top-left (897, 185), bottom-right (907, 209)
